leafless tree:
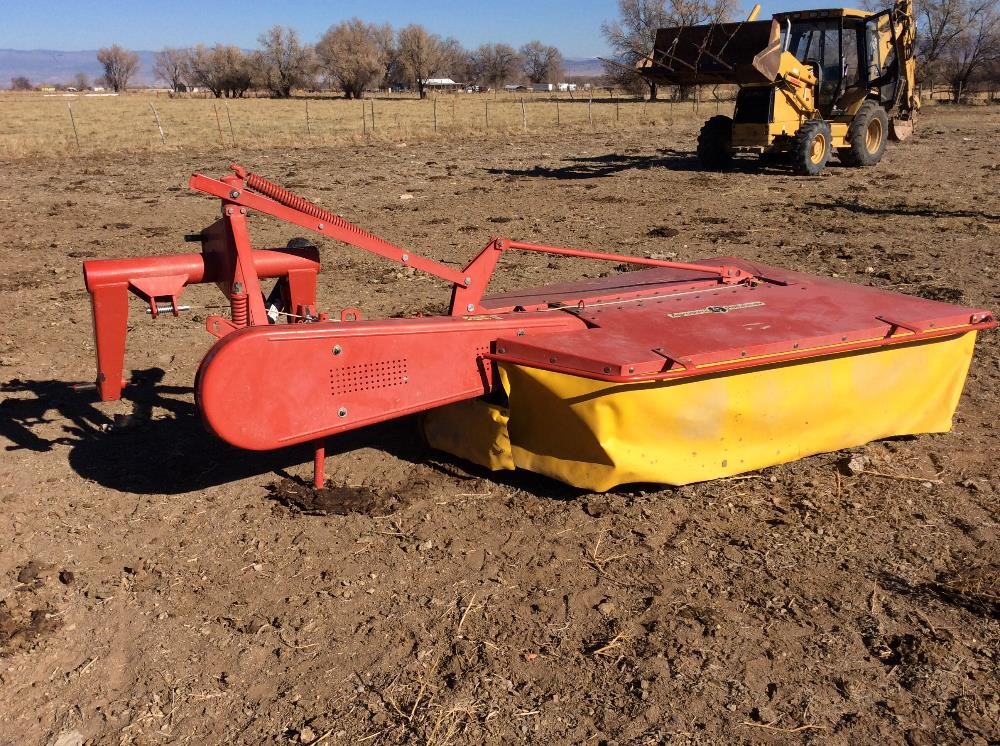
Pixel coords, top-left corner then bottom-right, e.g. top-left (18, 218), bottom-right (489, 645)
top-left (673, 0), bottom-right (737, 26)
top-left (72, 72), bottom-right (89, 90)
top-left (96, 45), bottom-right (140, 93)
top-left (154, 47), bottom-right (188, 92)
top-left (919, 0), bottom-right (970, 68)
top-left (185, 44), bottom-right (254, 98)
top-left (470, 43), bottom-right (521, 88)
top-left (988, 57), bottom-right (1000, 99)
top-left (939, 0), bottom-right (1000, 100)
top-left (520, 41), bottom-right (564, 83)
top-left (10, 76), bottom-right (32, 91)
top-left (438, 37), bottom-right (470, 82)
top-left (316, 19), bottom-right (393, 98)
top-left (397, 24), bottom-right (445, 98)
top-left (383, 43), bottom-right (407, 90)
top-left (865, 0), bottom-right (999, 97)
top-left (602, 0), bottom-right (737, 100)
top-left (602, 0), bottom-right (673, 99)
top-left (256, 25), bottom-right (316, 97)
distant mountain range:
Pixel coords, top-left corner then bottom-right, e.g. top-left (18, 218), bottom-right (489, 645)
top-left (563, 57), bottom-right (605, 78)
top-left (0, 49), bottom-right (158, 85)
top-left (1, 48), bottom-right (606, 87)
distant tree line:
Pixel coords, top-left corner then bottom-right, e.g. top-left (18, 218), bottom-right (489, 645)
top-left (912, 0), bottom-right (1000, 101)
top-left (9, 21), bottom-right (566, 98)
top-left (7, 3), bottom-right (998, 101)
top-left (10, 71), bottom-right (95, 91)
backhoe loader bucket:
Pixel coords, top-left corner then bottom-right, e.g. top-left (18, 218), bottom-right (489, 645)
top-left (640, 20), bottom-right (781, 86)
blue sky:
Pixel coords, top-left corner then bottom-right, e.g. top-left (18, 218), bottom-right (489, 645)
top-left (0, 0), bottom-right (852, 57)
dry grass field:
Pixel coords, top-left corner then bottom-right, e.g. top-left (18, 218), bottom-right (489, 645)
top-left (0, 90), bottom-right (737, 158)
top-left (0, 99), bottom-right (997, 745)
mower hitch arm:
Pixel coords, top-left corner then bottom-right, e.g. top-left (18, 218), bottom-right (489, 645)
top-left (503, 240), bottom-right (756, 285)
top-left (190, 167), bottom-right (469, 288)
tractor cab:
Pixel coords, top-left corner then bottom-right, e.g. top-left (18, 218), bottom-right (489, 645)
top-left (776, 8), bottom-right (895, 118)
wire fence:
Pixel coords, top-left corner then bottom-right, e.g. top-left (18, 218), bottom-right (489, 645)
top-left (0, 91), bottom-right (740, 159)
top-left (4, 85), bottom-right (994, 159)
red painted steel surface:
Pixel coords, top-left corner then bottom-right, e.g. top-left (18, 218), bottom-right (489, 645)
top-left (190, 172), bottom-right (471, 289)
top-left (83, 245), bottom-right (320, 400)
top-left (487, 259), bottom-right (995, 381)
top-left (503, 240), bottom-right (756, 284)
top-left (196, 313), bottom-right (585, 450)
top-left (82, 246), bottom-right (320, 292)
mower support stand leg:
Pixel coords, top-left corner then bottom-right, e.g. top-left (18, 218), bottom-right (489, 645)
top-left (313, 440), bottom-right (326, 489)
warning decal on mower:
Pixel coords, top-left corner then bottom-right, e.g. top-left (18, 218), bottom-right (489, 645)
top-left (667, 301), bottom-right (765, 319)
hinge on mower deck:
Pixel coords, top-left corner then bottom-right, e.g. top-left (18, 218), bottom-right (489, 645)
top-left (652, 347), bottom-right (694, 370)
top-left (876, 314), bottom-right (925, 335)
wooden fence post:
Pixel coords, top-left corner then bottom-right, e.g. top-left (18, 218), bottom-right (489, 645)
top-left (149, 103), bottom-right (165, 145)
top-left (214, 103), bottom-right (225, 145)
top-left (67, 103), bottom-right (81, 149)
top-left (225, 103), bottom-right (236, 147)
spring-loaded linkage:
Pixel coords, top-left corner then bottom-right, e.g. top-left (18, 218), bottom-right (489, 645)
top-left (233, 165), bottom-right (400, 253)
top-left (230, 292), bottom-right (249, 327)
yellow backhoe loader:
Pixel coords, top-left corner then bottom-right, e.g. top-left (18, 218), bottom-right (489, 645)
top-left (637, 0), bottom-right (918, 174)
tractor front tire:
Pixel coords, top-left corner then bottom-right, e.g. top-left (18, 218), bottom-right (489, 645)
top-left (792, 119), bottom-right (832, 176)
top-left (838, 101), bottom-right (889, 166)
top-left (697, 115), bottom-right (735, 170)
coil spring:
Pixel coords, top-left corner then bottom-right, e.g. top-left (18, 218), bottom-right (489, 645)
top-left (245, 172), bottom-right (378, 244)
top-left (231, 292), bottom-right (248, 327)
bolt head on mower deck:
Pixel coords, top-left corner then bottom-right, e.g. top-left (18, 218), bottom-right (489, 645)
top-left (81, 166), bottom-right (996, 491)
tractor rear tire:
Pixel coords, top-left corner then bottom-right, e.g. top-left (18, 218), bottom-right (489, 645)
top-left (838, 101), bottom-right (889, 166)
top-left (792, 119), bottom-right (832, 176)
top-left (697, 115), bottom-right (735, 170)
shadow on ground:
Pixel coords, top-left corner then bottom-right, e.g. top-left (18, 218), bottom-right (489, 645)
top-left (806, 200), bottom-right (1000, 222)
top-left (0, 368), bottom-right (430, 495)
top-left (0, 368), bottom-right (592, 500)
top-left (485, 149), bottom-right (811, 179)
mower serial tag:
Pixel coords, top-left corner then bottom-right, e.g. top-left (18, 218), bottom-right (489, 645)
top-left (667, 301), bottom-right (765, 319)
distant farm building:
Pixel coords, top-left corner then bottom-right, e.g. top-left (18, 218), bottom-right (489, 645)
top-left (530, 83), bottom-right (579, 93)
top-left (422, 78), bottom-right (462, 92)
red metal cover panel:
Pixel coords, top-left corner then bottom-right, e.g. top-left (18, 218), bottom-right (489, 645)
top-left (488, 258), bottom-right (994, 380)
top-left (196, 312), bottom-right (585, 450)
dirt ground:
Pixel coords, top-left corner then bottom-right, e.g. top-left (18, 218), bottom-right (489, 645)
top-left (0, 106), bottom-right (998, 745)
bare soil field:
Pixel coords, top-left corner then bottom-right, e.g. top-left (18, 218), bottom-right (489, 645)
top-left (0, 106), bottom-right (997, 745)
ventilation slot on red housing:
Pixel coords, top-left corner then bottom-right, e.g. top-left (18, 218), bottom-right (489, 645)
top-left (330, 359), bottom-right (409, 395)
